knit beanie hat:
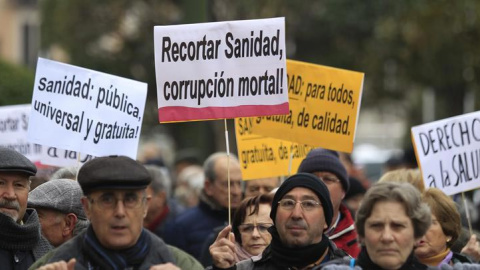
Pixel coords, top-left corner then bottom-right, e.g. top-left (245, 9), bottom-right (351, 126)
top-left (28, 178), bottom-right (87, 220)
top-left (270, 173), bottom-right (333, 228)
top-left (297, 148), bottom-right (349, 192)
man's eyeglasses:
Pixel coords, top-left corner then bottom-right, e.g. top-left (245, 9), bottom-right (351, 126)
top-left (278, 199), bottom-right (321, 211)
top-left (238, 223), bottom-right (273, 234)
top-left (313, 172), bottom-right (340, 185)
top-left (319, 176), bottom-right (340, 185)
top-left (88, 193), bottom-right (146, 210)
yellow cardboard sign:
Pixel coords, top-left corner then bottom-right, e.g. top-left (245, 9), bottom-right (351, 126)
top-left (250, 59), bottom-right (364, 153)
top-left (235, 117), bottom-right (314, 180)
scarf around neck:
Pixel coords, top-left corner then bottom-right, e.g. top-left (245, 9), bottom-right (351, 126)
top-left (357, 246), bottom-right (428, 270)
top-left (0, 210), bottom-right (40, 250)
top-left (82, 226), bottom-right (151, 270)
top-left (234, 242), bottom-right (255, 262)
top-left (418, 248), bottom-right (452, 267)
top-left (268, 226), bottom-right (329, 269)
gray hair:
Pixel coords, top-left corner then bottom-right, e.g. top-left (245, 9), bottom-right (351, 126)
top-left (355, 182), bottom-right (431, 239)
top-left (203, 152), bottom-right (238, 183)
top-left (144, 164), bottom-right (171, 198)
top-left (50, 167), bottom-right (78, 180)
top-left (73, 218), bottom-right (90, 236)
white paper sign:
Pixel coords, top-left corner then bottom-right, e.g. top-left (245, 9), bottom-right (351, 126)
top-left (27, 58), bottom-right (147, 158)
top-left (41, 147), bottom-right (95, 167)
top-left (0, 104), bottom-right (42, 161)
top-left (0, 104), bottom-right (96, 167)
top-left (154, 17), bottom-right (288, 122)
top-left (411, 111), bottom-right (480, 195)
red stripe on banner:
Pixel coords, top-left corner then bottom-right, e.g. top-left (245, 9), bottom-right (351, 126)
top-left (158, 103), bottom-right (289, 122)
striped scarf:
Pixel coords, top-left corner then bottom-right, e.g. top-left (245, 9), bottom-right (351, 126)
top-left (82, 226), bottom-right (151, 270)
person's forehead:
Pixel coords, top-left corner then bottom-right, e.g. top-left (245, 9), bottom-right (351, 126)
top-left (0, 172), bottom-right (30, 181)
top-left (214, 160), bottom-right (241, 180)
top-left (247, 178), bottom-right (278, 187)
top-left (367, 201), bottom-right (409, 220)
top-left (89, 189), bottom-right (143, 196)
top-left (312, 171), bottom-right (337, 177)
top-left (283, 187), bottom-right (319, 199)
top-left (215, 156), bottom-right (240, 169)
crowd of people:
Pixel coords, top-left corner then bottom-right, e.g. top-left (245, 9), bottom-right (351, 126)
top-left (1, 144), bottom-right (480, 270)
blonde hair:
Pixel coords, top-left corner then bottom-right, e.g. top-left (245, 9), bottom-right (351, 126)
top-left (378, 168), bottom-right (424, 192)
top-left (422, 188), bottom-right (461, 247)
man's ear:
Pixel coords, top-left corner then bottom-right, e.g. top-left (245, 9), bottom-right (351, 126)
top-left (81, 197), bottom-right (91, 220)
top-left (143, 196), bottom-right (151, 218)
top-left (204, 180), bottom-right (214, 196)
top-left (63, 213), bottom-right (78, 237)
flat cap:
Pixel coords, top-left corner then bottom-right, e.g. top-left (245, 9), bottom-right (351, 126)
top-left (0, 146), bottom-right (36, 176)
top-left (77, 155), bottom-right (151, 194)
top-left (28, 178), bottom-right (87, 220)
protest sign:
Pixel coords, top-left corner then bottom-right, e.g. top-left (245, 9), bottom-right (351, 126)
top-left (41, 147), bottom-right (95, 167)
top-left (412, 111), bottom-right (480, 195)
top-left (235, 117), bottom-right (313, 180)
top-left (250, 60), bottom-right (364, 153)
top-left (154, 17), bottom-right (288, 122)
top-left (27, 58), bottom-right (147, 159)
top-left (0, 104), bottom-right (42, 161)
top-left (0, 104), bottom-right (95, 167)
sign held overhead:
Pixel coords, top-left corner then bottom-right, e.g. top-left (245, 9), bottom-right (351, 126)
top-left (154, 17), bottom-right (288, 122)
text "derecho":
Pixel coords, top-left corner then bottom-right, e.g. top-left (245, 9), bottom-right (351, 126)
top-left (161, 30), bottom-right (282, 62)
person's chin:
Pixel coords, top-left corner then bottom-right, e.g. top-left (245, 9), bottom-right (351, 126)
top-left (414, 248), bottom-right (432, 259)
top-left (284, 237), bottom-right (308, 248)
top-left (247, 244), bottom-right (266, 254)
top-left (0, 209), bottom-right (18, 222)
top-left (375, 256), bottom-right (402, 269)
top-left (104, 237), bottom-right (135, 250)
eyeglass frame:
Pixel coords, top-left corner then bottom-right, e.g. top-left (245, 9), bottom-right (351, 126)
top-left (312, 172), bottom-right (341, 185)
top-left (87, 191), bottom-right (147, 210)
top-left (277, 198), bottom-right (322, 211)
top-left (237, 223), bottom-right (273, 234)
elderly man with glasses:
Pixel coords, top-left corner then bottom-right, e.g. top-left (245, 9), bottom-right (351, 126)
top-left (209, 173), bottom-right (348, 270)
top-left (33, 156), bottom-right (202, 270)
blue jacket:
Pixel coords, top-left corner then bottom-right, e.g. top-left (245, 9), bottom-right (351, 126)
top-left (163, 192), bottom-right (230, 259)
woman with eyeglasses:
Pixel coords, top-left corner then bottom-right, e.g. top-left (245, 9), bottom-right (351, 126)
top-left (231, 194), bottom-right (274, 262)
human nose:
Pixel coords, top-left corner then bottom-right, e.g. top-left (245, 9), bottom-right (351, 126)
top-left (113, 198), bottom-right (126, 216)
top-left (380, 226), bottom-right (394, 242)
top-left (0, 183), bottom-right (16, 199)
top-left (231, 182), bottom-right (242, 195)
top-left (290, 201), bottom-right (304, 218)
top-left (251, 226), bottom-right (261, 238)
